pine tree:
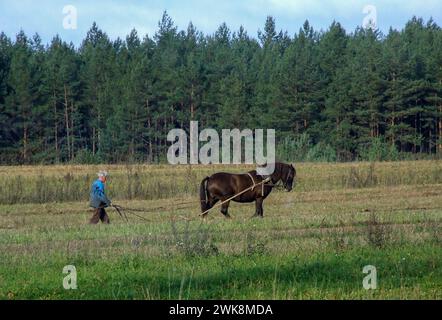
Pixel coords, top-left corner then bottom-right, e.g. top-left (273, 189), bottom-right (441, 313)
top-left (252, 16), bottom-right (283, 130)
top-left (80, 22), bottom-right (116, 160)
top-left (0, 32), bottom-right (12, 162)
top-left (318, 22), bottom-right (352, 159)
top-left (277, 21), bottom-right (321, 140)
top-left (0, 16), bottom-right (441, 163)
top-left (5, 31), bottom-right (40, 163)
top-left (348, 28), bottom-right (385, 152)
top-left (44, 36), bottom-right (81, 162)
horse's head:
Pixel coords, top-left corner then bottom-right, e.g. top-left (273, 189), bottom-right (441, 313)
top-left (282, 163), bottom-right (296, 192)
top-left (269, 162), bottom-right (296, 191)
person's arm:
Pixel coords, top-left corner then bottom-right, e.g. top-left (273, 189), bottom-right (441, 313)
top-left (95, 182), bottom-right (111, 206)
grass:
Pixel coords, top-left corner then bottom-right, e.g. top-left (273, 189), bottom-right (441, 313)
top-left (0, 161), bottom-right (441, 299)
top-left (0, 160), bottom-right (440, 204)
top-left (2, 246), bottom-right (440, 299)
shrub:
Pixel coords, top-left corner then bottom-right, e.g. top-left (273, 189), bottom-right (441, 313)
top-left (358, 137), bottom-right (399, 161)
top-left (277, 133), bottom-right (311, 162)
top-left (71, 149), bottom-right (103, 165)
top-left (306, 142), bottom-right (337, 162)
top-left (277, 134), bottom-right (337, 162)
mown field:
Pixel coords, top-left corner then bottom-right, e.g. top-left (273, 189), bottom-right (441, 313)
top-left (0, 161), bottom-right (441, 299)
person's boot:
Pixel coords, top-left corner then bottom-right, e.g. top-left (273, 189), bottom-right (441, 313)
top-left (100, 208), bottom-right (110, 224)
top-left (89, 208), bottom-right (101, 224)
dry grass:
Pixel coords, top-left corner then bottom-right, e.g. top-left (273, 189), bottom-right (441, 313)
top-left (0, 160), bottom-right (440, 204)
top-left (0, 161), bottom-right (441, 299)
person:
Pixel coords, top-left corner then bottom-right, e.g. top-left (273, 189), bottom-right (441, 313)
top-left (89, 170), bottom-right (112, 224)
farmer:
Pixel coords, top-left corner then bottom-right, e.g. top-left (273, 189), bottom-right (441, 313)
top-left (89, 170), bottom-right (112, 224)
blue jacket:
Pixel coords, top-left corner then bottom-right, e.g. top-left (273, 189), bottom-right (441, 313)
top-left (89, 179), bottom-right (111, 208)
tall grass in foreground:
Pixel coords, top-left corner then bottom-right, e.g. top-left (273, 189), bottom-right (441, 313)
top-left (0, 242), bottom-right (440, 299)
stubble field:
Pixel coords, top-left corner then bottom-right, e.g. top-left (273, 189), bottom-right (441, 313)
top-left (0, 161), bottom-right (441, 299)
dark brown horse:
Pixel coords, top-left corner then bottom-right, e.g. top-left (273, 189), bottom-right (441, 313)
top-left (199, 162), bottom-right (296, 218)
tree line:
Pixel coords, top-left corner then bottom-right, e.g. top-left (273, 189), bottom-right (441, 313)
top-left (0, 12), bottom-right (441, 164)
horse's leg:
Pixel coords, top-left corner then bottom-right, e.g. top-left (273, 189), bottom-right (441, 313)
top-left (220, 200), bottom-right (231, 219)
top-left (253, 197), bottom-right (264, 218)
top-left (201, 196), bottom-right (219, 218)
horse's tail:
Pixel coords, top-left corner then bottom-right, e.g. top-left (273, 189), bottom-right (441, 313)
top-left (199, 176), bottom-right (210, 212)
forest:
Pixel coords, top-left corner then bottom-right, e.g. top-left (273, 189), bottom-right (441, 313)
top-left (0, 12), bottom-right (441, 164)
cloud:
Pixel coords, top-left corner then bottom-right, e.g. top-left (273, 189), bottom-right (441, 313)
top-left (267, 0), bottom-right (328, 14)
top-left (76, 2), bottom-right (162, 39)
top-left (0, 0), bottom-right (441, 45)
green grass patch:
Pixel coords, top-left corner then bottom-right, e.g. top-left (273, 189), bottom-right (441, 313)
top-left (0, 244), bottom-right (440, 300)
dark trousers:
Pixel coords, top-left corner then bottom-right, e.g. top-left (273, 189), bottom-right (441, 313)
top-left (89, 205), bottom-right (110, 224)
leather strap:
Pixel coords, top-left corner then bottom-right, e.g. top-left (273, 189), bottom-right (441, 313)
top-left (247, 172), bottom-right (266, 196)
top-left (247, 173), bottom-right (256, 191)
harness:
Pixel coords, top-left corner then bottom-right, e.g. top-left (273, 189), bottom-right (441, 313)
top-left (247, 172), bottom-right (266, 197)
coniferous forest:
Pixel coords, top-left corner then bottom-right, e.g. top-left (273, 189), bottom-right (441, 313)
top-left (0, 12), bottom-right (441, 164)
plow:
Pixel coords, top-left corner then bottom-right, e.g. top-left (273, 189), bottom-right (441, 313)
top-left (110, 201), bottom-right (195, 222)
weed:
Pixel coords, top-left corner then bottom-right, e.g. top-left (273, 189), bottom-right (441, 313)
top-left (170, 221), bottom-right (219, 257)
top-left (366, 212), bottom-right (392, 248)
top-left (245, 231), bottom-right (267, 256)
top-left (344, 162), bottom-right (378, 188)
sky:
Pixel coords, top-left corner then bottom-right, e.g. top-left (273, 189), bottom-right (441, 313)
top-left (0, 0), bottom-right (441, 46)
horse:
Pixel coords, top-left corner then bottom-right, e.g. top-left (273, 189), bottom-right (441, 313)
top-left (199, 162), bottom-right (296, 218)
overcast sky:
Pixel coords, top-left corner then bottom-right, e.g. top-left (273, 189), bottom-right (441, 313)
top-left (1, 0), bottom-right (441, 45)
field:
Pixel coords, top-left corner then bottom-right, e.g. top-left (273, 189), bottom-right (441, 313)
top-left (0, 161), bottom-right (441, 299)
